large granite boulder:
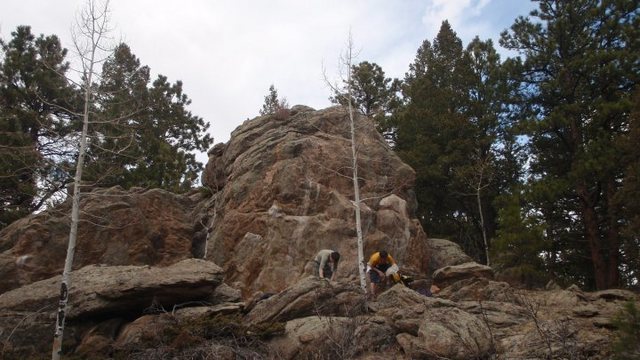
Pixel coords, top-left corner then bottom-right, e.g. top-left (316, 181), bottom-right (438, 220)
top-left (268, 315), bottom-right (396, 360)
top-left (0, 258), bottom-right (223, 318)
top-left (243, 276), bottom-right (365, 326)
top-left (201, 106), bottom-right (430, 296)
top-left (0, 259), bottom-right (225, 357)
top-left (426, 238), bottom-right (473, 272)
top-left (0, 186), bottom-right (203, 294)
top-left (1, 104), bottom-right (636, 359)
top-left (432, 261), bottom-right (494, 289)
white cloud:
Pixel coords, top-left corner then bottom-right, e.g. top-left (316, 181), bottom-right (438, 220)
top-left (422, 0), bottom-right (494, 42)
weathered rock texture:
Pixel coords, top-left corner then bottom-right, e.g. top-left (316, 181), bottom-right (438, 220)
top-left (243, 276), bottom-right (366, 326)
top-left (0, 106), bottom-right (435, 298)
top-left (201, 106), bottom-right (430, 295)
top-left (0, 105), bottom-right (637, 359)
top-left (426, 237), bottom-right (473, 272)
top-left (1, 261), bottom-right (636, 359)
top-left (0, 259), bottom-right (226, 357)
top-left (0, 258), bottom-right (223, 318)
top-left (0, 186), bottom-right (203, 294)
top-left (432, 261), bottom-right (494, 288)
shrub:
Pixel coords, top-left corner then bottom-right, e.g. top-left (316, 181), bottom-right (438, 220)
top-left (612, 300), bottom-right (640, 360)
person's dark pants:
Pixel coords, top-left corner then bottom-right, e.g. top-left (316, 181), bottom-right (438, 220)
top-left (315, 261), bottom-right (333, 279)
top-left (368, 263), bottom-right (391, 283)
top-left (323, 264), bottom-right (333, 279)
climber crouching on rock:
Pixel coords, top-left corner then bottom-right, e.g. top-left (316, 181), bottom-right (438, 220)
top-left (367, 250), bottom-right (398, 299)
top-left (313, 249), bottom-right (340, 281)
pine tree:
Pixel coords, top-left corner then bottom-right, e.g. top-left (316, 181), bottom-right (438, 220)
top-left (394, 22), bottom-right (473, 247)
top-left (614, 88), bottom-right (640, 286)
top-left (330, 61), bottom-right (400, 140)
top-left (0, 26), bottom-right (77, 230)
top-left (501, 0), bottom-right (640, 289)
top-left (492, 187), bottom-right (549, 287)
top-left (259, 84), bottom-right (288, 116)
top-left (84, 43), bottom-right (213, 192)
top-left (393, 21), bottom-right (516, 263)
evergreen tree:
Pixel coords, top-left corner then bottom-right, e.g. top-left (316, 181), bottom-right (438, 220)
top-left (0, 26), bottom-right (77, 229)
top-left (330, 61), bottom-right (400, 140)
top-left (614, 88), bottom-right (640, 286)
top-left (393, 21), bottom-right (516, 263)
top-left (501, 0), bottom-right (640, 289)
top-left (394, 22), bottom-right (473, 249)
top-left (85, 43), bottom-right (213, 192)
top-left (492, 187), bottom-right (549, 287)
top-left (259, 84), bottom-right (288, 116)
top-left (83, 42), bottom-right (150, 188)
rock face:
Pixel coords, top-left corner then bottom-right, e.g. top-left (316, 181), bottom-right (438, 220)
top-left (426, 238), bottom-right (473, 272)
top-left (0, 258), bottom-right (223, 318)
top-left (201, 106), bottom-right (430, 296)
top-left (0, 105), bottom-right (637, 359)
top-left (0, 186), bottom-right (203, 294)
top-left (432, 261), bottom-right (494, 288)
top-left (0, 106), bottom-right (432, 298)
top-left (243, 276), bottom-right (366, 326)
top-left (0, 259), bottom-right (227, 357)
top-left (0, 248), bottom-right (637, 359)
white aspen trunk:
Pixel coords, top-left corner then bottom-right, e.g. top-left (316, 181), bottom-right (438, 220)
top-left (477, 185), bottom-right (489, 266)
top-left (51, 56), bottom-right (93, 360)
top-left (321, 32), bottom-right (367, 292)
top-left (474, 156), bottom-right (490, 267)
top-left (343, 37), bottom-right (367, 292)
top-left (51, 67), bottom-right (92, 360)
top-left (350, 99), bottom-right (367, 291)
top-left (52, 2), bottom-right (108, 358)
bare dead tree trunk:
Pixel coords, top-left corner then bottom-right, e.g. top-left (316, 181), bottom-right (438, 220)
top-left (344, 37), bottom-right (367, 292)
top-left (52, 1), bottom-right (111, 358)
top-left (457, 151), bottom-right (493, 266)
top-left (476, 179), bottom-right (489, 266)
top-left (475, 154), bottom-right (490, 267)
top-left (322, 32), bottom-right (367, 292)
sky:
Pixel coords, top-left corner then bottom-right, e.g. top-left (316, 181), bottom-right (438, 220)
top-left (1, 0), bottom-right (537, 163)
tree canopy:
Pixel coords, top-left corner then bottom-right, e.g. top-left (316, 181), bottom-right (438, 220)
top-left (0, 28), bottom-right (213, 230)
top-left (0, 26), bottom-right (77, 228)
top-left (330, 61), bottom-right (400, 140)
top-left (84, 43), bottom-right (213, 191)
top-left (500, 0), bottom-right (639, 289)
top-left (391, 21), bottom-right (518, 264)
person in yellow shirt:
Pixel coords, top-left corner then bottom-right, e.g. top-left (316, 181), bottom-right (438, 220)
top-left (366, 250), bottom-right (397, 298)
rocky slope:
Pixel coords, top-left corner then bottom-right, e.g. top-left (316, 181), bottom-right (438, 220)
top-left (0, 260), bottom-right (636, 359)
top-left (0, 105), bottom-right (637, 359)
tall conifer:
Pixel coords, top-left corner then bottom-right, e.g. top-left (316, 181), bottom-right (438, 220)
top-left (501, 0), bottom-right (639, 289)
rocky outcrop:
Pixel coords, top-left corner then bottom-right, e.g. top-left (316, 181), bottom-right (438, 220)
top-left (0, 259), bottom-right (637, 359)
top-left (201, 106), bottom-right (430, 296)
top-left (0, 259), bottom-right (226, 357)
top-left (0, 186), bottom-right (203, 294)
top-left (426, 238), bottom-right (473, 271)
top-left (0, 258), bottom-right (223, 318)
top-left (267, 278), bottom-right (638, 359)
top-left (432, 261), bottom-right (494, 288)
top-left (243, 276), bottom-right (365, 326)
top-left (0, 106), bottom-right (434, 298)
top-left (0, 105), bottom-right (637, 359)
